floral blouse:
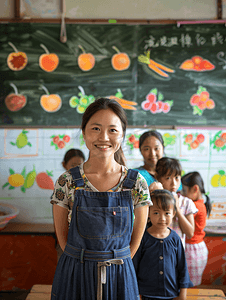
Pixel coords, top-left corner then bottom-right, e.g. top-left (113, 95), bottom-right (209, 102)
top-left (50, 163), bottom-right (152, 224)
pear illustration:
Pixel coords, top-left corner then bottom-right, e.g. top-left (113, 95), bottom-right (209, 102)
top-left (10, 130), bottom-right (32, 149)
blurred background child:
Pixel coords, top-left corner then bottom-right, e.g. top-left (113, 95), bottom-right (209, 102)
top-left (181, 172), bottom-right (212, 286)
top-left (133, 189), bottom-right (193, 300)
top-left (62, 148), bottom-right (85, 170)
top-left (56, 148), bottom-right (85, 261)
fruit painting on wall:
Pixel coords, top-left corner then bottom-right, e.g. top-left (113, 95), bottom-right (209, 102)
top-left (141, 88), bottom-right (173, 114)
top-left (39, 44), bottom-right (59, 72)
top-left (163, 133), bottom-right (177, 147)
top-left (210, 130), bottom-right (226, 152)
top-left (111, 46), bottom-right (130, 71)
top-left (211, 170), bottom-right (226, 188)
top-left (180, 56), bottom-right (215, 72)
top-left (7, 42), bottom-right (28, 71)
top-left (36, 170), bottom-right (54, 190)
top-left (2, 165), bottom-right (36, 193)
top-left (5, 83), bottom-right (27, 112)
top-left (78, 45), bottom-right (95, 71)
top-left (10, 130), bottom-right (32, 149)
top-left (184, 133), bottom-right (205, 150)
top-left (126, 133), bottom-right (140, 151)
top-left (50, 134), bottom-right (71, 150)
top-left (108, 89), bottom-right (137, 110)
top-left (39, 85), bottom-right (62, 113)
top-left (190, 86), bottom-right (215, 116)
top-left (69, 86), bottom-right (95, 113)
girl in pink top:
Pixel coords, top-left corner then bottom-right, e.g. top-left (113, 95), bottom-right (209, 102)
top-left (181, 172), bottom-right (212, 286)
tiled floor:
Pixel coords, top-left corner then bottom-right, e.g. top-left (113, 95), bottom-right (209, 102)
top-left (0, 291), bottom-right (30, 300)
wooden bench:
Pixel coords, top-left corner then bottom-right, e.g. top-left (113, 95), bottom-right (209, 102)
top-left (26, 285), bottom-right (225, 300)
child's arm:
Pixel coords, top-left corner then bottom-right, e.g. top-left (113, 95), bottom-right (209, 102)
top-left (130, 205), bottom-right (149, 258)
top-left (53, 204), bottom-right (69, 251)
top-left (174, 288), bottom-right (187, 300)
top-left (174, 194), bottom-right (195, 239)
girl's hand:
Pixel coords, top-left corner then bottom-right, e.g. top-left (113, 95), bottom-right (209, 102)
top-left (173, 193), bottom-right (180, 211)
top-left (149, 182), bottom-right (163, 193)
top-left (149, 181), bottom-right (163, 193)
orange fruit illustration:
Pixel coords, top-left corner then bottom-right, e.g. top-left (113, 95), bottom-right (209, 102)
top-left (179, 59), bottom-right (194, 70)
top-left (78, 45), bottom-right (95, 71)
top-left (185, 134), bottom-right (193, 144)
top-left (206, 99), bottom-right (215, 109)
top-left (215, 139), bottom-right (224, 148)
top-left (7, 42), bottom-right (28, 71)
top-left (221, 132), bottom-right (226, 141)
top-left (190, 140), bottom-right (199, 149)
top-left (39, 85), bottom-right (62, 113)
top-left (39, 44), bottom-right (59, 72)
top-left (111, 46), bottom-right (130, 71)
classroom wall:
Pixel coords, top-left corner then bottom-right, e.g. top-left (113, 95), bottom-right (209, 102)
top-left (0, 0), bottom-right (224, 20)
top-left (0, 127), bottom-right (226, 228)
top-left (0, 1), bottom-right (226, 229)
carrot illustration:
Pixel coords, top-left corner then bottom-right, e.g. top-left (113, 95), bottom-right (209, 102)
top-left (149, 59), bottom-right (174, 73)
top-left (109, 96), bottom-right (137, 110)
top-left (148, 62), bottom-right (169, 78)
top-left (109, 96), bottom-right (137, 106)
top-left (138, 51), bottom-right (175, 78)
top-left (117, 103), bottom-right (137, 110)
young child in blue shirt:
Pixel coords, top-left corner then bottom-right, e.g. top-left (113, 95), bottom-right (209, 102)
top-left (133, 189), bottom-right (193, 300)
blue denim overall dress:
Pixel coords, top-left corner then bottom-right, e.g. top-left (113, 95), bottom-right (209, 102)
top-left (51, 166), bottom-right (140, 300)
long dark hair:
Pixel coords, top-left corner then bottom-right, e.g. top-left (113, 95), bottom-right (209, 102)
top-left (181, 172), bottom-right (212, 217)
top-left (139, 130), bottom-right (165, 151)
top-left (62, 148), bottom-right (85, 164)
top-left (81, 97), bottom-right (127, 166)
top-left (155, 157), bottom-right (182, 179)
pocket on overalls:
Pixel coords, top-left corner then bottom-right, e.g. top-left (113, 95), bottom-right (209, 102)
top-left (77, 206), bottom-right (129, 239)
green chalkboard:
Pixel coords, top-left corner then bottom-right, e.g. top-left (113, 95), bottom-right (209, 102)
top-left (0, 23), bottom-right (226, 126)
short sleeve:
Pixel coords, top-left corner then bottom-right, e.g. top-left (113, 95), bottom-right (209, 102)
top-left (184, 196), bottom-right (198, 216)
top-left (50, 171), bottom-right (74, 210)
top-left (132, 173), bottom-right (152, 209)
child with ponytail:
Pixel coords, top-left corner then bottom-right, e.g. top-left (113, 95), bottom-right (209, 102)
top-left (181, 171), bottom-right (212, 286)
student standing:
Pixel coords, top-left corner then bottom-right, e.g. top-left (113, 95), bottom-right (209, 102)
top-left (134, 130), bottom-right (165, 186)
top-left (181, 172), bottom-right (212, 286)
top-left (55, 148), bottom-right (85, 261)
top-left (134, 130), bottom-right (182, 191)
top-left (133, 189), bottom-right (193, 300)
top-left (50, 98), bottom-right (151, 300)
top-left (150, 157), bottom-right (197, 248)
top-left (62, 148), bottom-right (85, 170)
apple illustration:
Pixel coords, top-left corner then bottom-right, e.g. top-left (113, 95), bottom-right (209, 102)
top-left (39, 85), bottom-right (62, 113)
top-left (39, 44), bottom-right (59, 72)
top-left (111, 46), bottom-right (130, 71)
top-left (78, 45), bottom-right (95, 71)
top-left (5, 83), bottom-right (27, 112)
top-left (7, 42), bottom-right (28, 71)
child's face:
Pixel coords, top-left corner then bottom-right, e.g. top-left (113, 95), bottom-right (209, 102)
top-left (158, 171), bottom-right (181, 193)
top-left (140, 136), bottom-right (164, 169)
top-left (149, 201), bottom-right (175, 229)
top-left (64, 156), bottom-right (84, 170)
